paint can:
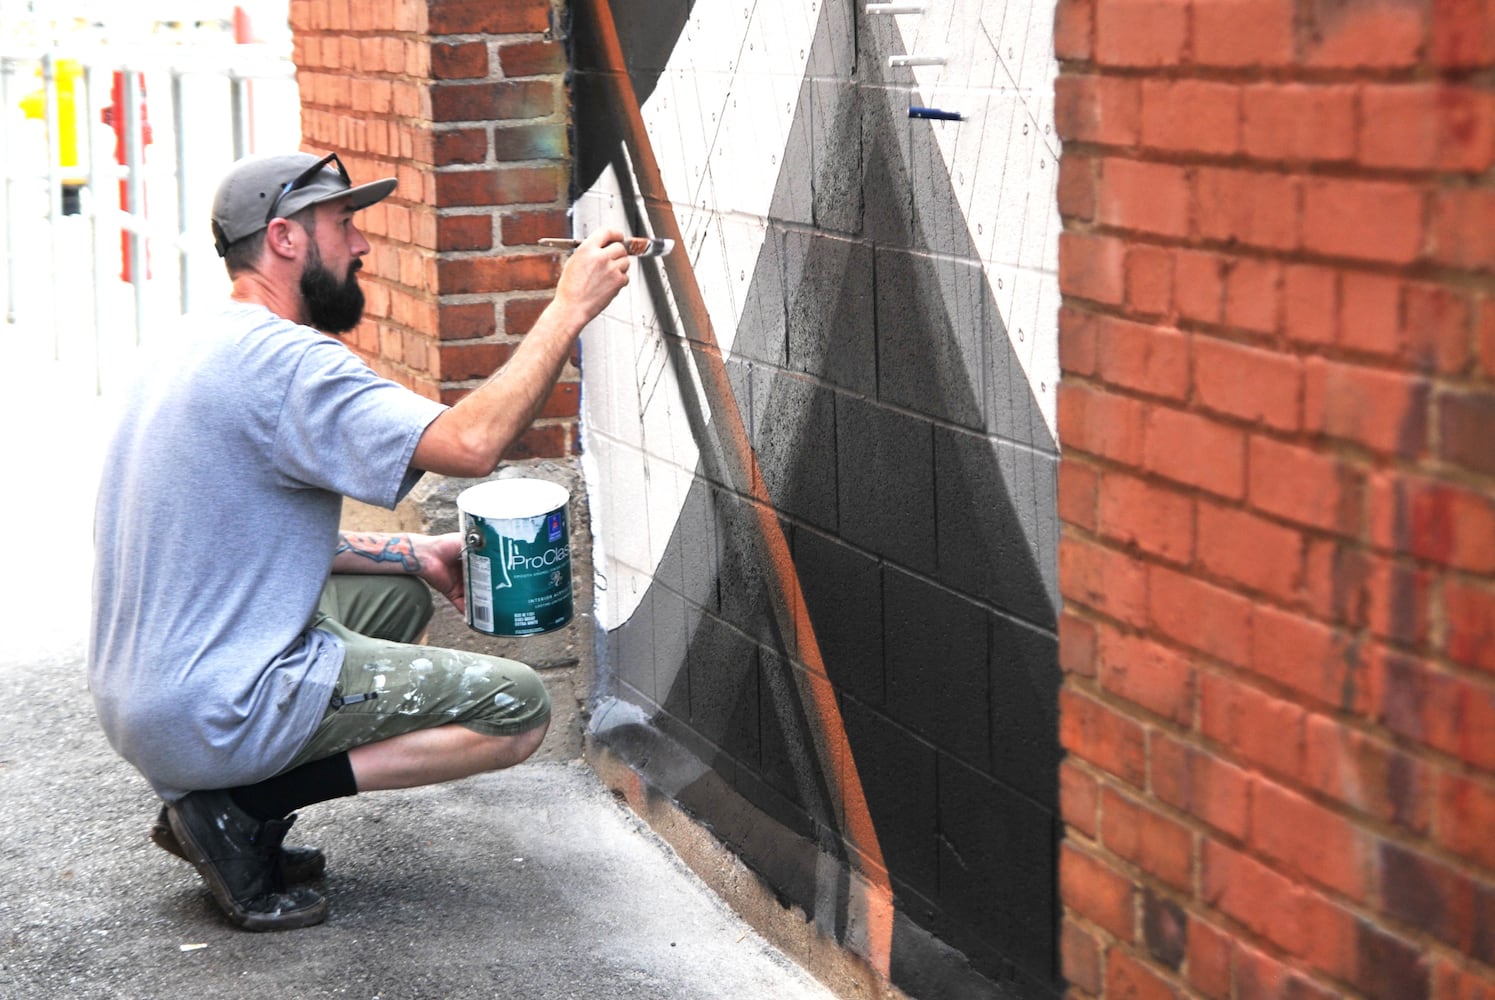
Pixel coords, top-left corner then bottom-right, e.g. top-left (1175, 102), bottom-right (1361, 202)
top-left (458, 478), bottom-right (573, 636)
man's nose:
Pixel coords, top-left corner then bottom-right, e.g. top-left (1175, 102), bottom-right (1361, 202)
top-left (350, 227), bottom-right (371, 256)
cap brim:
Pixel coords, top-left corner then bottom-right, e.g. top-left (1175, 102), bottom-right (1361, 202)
top-left (287, 176), bottom-right (397, 218)
top-left (346, 177), bottom-right (397, 210)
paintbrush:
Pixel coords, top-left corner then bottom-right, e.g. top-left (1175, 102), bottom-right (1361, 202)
top-left (539, 236), bottom-right (675, 257)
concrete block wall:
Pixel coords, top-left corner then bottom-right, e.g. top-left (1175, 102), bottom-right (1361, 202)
top-left (1054, 2), bottom-right (1495, 998)
top-left (290, 0), bottom-right (578, 459)
top-left (569, 1), bottom-right (1065, 996)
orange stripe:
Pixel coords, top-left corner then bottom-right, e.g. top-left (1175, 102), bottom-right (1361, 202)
top-left (580, 0), bottom-right (895, 975)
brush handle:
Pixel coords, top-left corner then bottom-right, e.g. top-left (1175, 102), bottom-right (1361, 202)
top-left (539, 236), bottom-right (673, 257)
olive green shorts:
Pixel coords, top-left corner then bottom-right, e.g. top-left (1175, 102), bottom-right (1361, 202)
top-left (285, 574), bottom-right (551, 769)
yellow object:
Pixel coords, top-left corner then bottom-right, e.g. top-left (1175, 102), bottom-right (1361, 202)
top-left (18, 59), bottom-right (85, 183)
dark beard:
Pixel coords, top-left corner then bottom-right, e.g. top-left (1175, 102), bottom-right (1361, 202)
top-left (300, 248), bottom-right (365, 334)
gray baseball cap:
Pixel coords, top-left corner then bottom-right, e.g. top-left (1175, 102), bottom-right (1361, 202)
top-left (210, 151), bottom-right (396, 256)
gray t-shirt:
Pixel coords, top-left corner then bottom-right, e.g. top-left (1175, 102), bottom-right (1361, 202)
top-left (88, 302), bottom-right (446, 801)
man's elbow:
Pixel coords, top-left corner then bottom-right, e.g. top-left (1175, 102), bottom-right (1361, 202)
top-left (446, 452), bottom-right (498, 479)
top-left (445, 436), bottom-right (501, 478)
top-left (413, 427), bottom-right (501, 479)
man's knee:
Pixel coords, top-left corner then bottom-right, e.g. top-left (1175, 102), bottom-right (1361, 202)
top-left (484, 717), bottom-right (549, 771)
top-left (514, 714), bottom-right (550, 759)
top-left (518, 717), bottom-right (549, 756)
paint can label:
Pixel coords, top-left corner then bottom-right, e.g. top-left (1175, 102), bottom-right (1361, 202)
top-left (458, 478), bottom-right (573, 636)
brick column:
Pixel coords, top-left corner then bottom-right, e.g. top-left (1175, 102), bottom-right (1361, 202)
top-left (1055, 1), bottom-right (1495, 998)
top-left (290, 0), bottom-right (575, 459)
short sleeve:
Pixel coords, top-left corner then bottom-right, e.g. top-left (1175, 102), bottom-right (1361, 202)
top-left (272, 340), bottom-right (448, 509)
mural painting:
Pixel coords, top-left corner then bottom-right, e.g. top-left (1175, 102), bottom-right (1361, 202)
top-left (570, 1), bottom-right (1062, 995)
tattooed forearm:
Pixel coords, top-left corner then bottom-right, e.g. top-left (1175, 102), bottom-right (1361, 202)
top-left (336, 533), bottom-right (422, 572)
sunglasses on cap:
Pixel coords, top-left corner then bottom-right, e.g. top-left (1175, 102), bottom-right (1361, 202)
top-left (264, 152), bottom-right (351, 224)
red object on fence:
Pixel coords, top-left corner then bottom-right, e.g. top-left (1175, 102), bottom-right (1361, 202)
top-left (101, 71), bottom-right (152, 281)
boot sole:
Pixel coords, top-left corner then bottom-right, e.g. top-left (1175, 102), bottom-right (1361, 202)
top-left (166, 805), bottom-right (328, 931)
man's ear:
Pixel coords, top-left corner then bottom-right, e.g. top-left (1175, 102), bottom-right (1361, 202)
top-left (264, 218), bottom-right (301, 261)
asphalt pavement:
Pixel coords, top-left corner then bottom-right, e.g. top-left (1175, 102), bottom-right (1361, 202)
top-left (0, 315), bottom-right (839, 999)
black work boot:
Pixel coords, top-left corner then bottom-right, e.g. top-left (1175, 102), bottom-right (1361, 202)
top-left (150, 805), bottom-right (327, 883)
top-left (167, 790), bottom-right (328, 931)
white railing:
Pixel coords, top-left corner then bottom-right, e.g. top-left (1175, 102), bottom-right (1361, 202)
top-left (0, 40), bottom-right (297, 393)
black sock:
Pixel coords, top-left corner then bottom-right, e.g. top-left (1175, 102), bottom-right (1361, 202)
top-left (228, 752), bottom-right (357, 822)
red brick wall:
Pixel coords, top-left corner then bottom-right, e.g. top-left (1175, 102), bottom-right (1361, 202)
top-left (1055, 1), bottom-right (1495, 998)
top-left (289, 0), bottom-right (575, 459)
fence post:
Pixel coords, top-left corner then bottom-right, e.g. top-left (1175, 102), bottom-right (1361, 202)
top-left (42, 52), bottom-right (63, 357)
top-left (172, 68), bottom-right (189, 315)
top-left (1, 57), bottom-right (16, 326)
top-left (230, 72), bottom-right (250, 160)
top-left (82, 62), bottom-right (104, 395)
top-left (120, 69), bottom-right (146, 343)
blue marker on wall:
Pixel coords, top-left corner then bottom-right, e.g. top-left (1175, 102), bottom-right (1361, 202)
top-left (909, 106), bottom-right (962, 122)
